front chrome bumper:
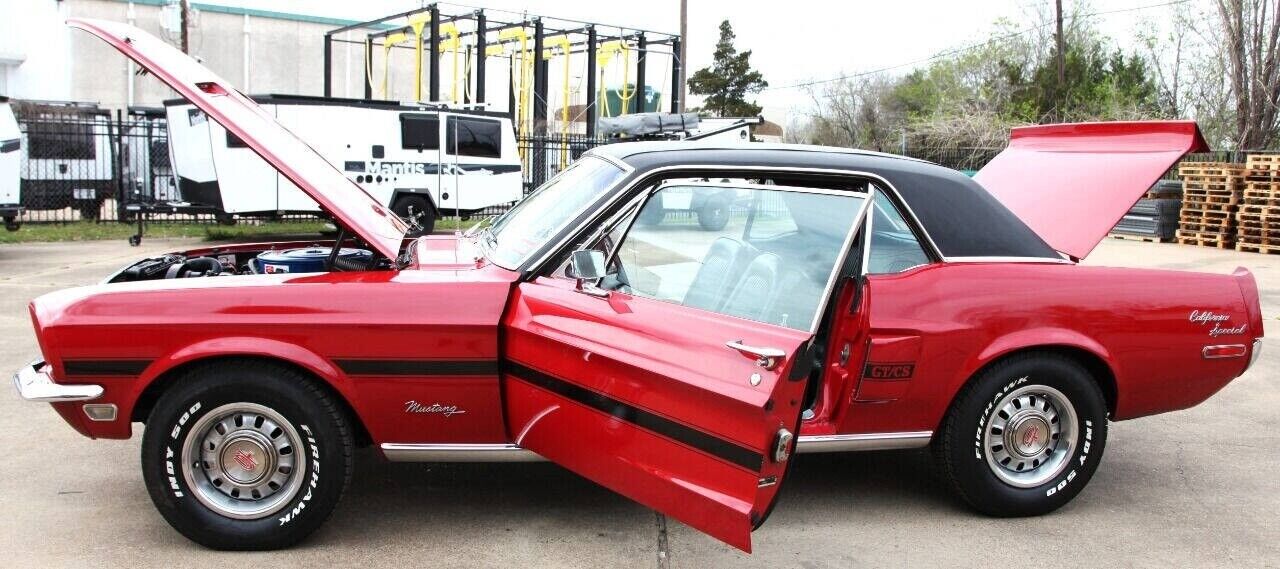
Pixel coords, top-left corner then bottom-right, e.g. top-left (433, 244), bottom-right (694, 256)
top-left (12, 359), bottom-right (103, 402)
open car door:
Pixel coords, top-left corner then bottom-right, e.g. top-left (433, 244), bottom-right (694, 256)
top-left (502, 180), bottom-right (870, 551)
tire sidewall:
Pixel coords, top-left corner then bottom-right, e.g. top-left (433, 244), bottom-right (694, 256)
top-left (950, 357), bottom-right (1108, 516)
top-left (141, 376), bottom-right (344, 549)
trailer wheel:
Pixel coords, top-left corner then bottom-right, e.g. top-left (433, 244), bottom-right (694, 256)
top-left (78, 200), bottom-right (102, 221)
top-left (696, 197), bottom-right (731, 231)
top-left (215, 213), bottom-right (237, 226)
top-left (392, 195), bottom-right (436, 237)
top-left (3, 217), bottom-right (18, 232)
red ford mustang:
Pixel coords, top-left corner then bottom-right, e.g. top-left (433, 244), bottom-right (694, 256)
top-left (14, 19), bottom-right (1263, 552)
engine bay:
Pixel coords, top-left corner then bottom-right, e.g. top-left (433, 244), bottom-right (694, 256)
top-left (107, 240), bottom-right (388, 283)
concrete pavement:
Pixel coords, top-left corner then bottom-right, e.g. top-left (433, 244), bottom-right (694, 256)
top-left (1, 237), bottom-right (1276, 568)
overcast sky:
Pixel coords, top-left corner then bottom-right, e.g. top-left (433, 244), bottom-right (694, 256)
top-left (206, 0), bottom-right (1179, 124)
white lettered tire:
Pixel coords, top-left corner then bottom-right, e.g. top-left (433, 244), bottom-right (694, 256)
top-left (141, 360), bottom-right (353, 550)
top-left (935, 353), bottom-right (1108, 516)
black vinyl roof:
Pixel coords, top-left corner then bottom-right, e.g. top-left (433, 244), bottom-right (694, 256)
top-left (593, 142), bottom-right (1060, 259)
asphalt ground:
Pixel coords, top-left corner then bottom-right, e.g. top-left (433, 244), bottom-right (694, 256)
top-left (1, 237), bottom-right (1276, 568)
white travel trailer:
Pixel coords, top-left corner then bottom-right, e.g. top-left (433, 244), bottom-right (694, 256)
top-left (165, 94), bottom-right (522, 234)
top-left (119, 107), bottom-right (178, 211)
top-left (0, 97), bottom-right (21, 231)
top-left (16, 100), bottom-right (117, 220)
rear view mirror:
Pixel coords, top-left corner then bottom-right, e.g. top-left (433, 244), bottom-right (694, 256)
top-left (568, 249), bottom-right (607, 280)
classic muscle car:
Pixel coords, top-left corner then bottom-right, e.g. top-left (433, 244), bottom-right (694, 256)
top-left (13, 19), bottom-right (1263, 552)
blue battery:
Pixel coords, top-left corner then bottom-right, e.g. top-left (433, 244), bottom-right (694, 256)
top-left (253, 247), bottom-right (372, 274)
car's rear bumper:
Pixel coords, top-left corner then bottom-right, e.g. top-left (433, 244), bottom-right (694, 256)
top-left (12, 359), bottom-right (103, 402)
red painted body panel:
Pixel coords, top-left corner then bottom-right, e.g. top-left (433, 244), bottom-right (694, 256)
top-left (502, 277), bottom-right (813, 552)
top-left (975, 121), bottom-right (1210, 260)
top-left (809, 262), bottom-right (1258, 437)
top-left (30, 237), bottom-right (517, 444)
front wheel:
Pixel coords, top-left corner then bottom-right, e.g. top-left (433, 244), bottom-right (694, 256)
top-left (934, 353), bottom-right (1108, 517)
top-left (141, 360), bottom-right (354, 550)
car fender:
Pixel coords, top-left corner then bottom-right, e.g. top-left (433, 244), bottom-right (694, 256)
top-left (131, 336), bottom-right (354, 422)
top-left (961, 327), bottom-right (1117, 397)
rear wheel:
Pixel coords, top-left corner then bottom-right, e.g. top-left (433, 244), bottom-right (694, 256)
top-left (77, 200), bottom-right (102, 220)
top-left (392, 194), bottom-right (436, 237)
top-left (141, 361), bottom-right (354, 550)
top-left (935, 353), bottom-right (1108, 517)
top-left (3, 217), bottom-right (18, 232)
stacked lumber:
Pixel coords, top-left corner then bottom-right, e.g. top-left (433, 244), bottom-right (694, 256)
top-left (1237, 154), bottom-right (1280, 254)
top-left (1176, 162), bottom-right (1244, 248)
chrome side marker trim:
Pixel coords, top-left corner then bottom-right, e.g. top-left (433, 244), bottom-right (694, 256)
top-left (380, 431), bottom-right (934, 462)
top-left (793, 431), bottom-right (933, 453)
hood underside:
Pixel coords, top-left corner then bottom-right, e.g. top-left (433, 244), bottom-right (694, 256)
top-left (67, 18), bottom-right (408, 260)
top-left (975, 121), bottom-right (1209, 260)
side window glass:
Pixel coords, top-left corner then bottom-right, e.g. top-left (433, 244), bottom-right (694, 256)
top-left (867, 190), bottom-right (930, 274)
top-left (446, 117), bottom-right (502, 158)
top-left (607, 184), bottom-right (865, 331)
top-left (400, 113), bottom-right (439, 150)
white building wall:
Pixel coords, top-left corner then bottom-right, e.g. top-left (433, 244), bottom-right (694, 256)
top-left (0, 0), bottom-right (405, 111)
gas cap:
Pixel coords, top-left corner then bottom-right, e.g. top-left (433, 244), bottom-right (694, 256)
top-left (773, 428), bottom-right (794, 463)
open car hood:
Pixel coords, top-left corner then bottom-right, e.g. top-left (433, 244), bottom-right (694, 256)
top-left (974, 121), bottom-right (1209, 260)
top-left (68, 18), bottom-right (408, 260)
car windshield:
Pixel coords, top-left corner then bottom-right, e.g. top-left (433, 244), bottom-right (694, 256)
top-left (484, 156), bottom-right (628, 269)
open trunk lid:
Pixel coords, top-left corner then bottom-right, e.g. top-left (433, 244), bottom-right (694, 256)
top-left (68, 18), bottom-right (408, 260)
top-left (974, 121), bottom-right (1209, 260)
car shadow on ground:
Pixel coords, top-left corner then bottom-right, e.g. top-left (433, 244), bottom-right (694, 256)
top-left (311, 448), bottom-right (964, 547)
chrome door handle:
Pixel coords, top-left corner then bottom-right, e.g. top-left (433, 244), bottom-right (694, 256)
top-left (726, 340), bottom-right (786, 370)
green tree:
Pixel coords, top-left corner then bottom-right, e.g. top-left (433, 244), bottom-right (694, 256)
top-left (688, 20), bottom-right (768, 117)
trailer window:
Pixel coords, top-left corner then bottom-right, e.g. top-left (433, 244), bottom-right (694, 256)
top-left (446, 116), bottom-right (502, 158)
top-left (400, 113), bottom-right (440, 150)
top-left (26, 121), bottom-right (96, 160)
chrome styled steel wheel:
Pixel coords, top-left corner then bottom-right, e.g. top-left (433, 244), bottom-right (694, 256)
top-left (982, 384), bottom-right (1078, 488)
top-left (180, 402), bottom-right (305, 520)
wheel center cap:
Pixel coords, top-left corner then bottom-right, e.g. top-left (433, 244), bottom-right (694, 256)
top-left (219, 435), bottom-right (271, 485)
top-left (1006, 413), bottom-right (1051, 458)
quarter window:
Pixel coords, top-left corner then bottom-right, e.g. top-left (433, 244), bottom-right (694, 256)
top-left (867, 191), bottom-right (930, 274)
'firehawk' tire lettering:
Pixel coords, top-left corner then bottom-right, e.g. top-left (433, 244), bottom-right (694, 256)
top-left (279, 425), bottom-right (321, 527)
top-left (938, 354), bottom-right (1108, 517)
top-left (140, 360), bottom-right (353, 550)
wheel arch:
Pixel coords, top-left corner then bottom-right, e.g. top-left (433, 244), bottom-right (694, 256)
top-left (390, 189), bottom-right (438, 212)
top-left (131, 349), bottom-right (371, 447)
top-left (950, 342), bottom-right (1119, 423)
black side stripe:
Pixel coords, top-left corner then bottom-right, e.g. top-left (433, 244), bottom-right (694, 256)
top-left (505, 361), bottom-right (764, 472)
top-left (62, 359), bottom-right (151, 377)
top-left (335, 359), bottom-right (499, 376)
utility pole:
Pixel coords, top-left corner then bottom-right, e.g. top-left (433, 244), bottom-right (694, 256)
top-left (179, 0), bottom-right (190, 54)
top-left (678, 0), bottom-right (687, 112)
top-left (1055, 0), bottom-right (1065, 85)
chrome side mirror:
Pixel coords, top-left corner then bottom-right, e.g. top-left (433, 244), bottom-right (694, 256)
top-left (568, 249), bottom-right (609, 297)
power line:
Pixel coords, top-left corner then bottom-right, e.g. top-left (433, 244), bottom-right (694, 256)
top-left (765, 0), bottom-right (1192, 91)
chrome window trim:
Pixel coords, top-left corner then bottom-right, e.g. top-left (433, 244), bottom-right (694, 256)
top-left (941, 256), bottom-right (1074, 264)
top-left (524, 164), bottom-right (934, 276)
top-left (380, 431), bottom-right (933, 462)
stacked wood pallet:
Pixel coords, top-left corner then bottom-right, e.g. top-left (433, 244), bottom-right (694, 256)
top-left (1176, 162), bottom-right (1244, 248)
top-left (1238, 154), bottom-right (1280, 254)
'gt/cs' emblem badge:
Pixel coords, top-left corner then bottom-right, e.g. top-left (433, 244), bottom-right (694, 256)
top-left (233, 450), bottom-right (257, 471)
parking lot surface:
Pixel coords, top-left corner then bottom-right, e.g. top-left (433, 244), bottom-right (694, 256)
top-left (2, 237), bottom-right (1277, 568)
